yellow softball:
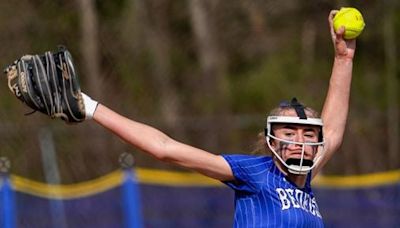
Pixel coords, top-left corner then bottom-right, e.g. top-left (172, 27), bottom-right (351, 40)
top-left (333, 7), bottom-right (365, 39)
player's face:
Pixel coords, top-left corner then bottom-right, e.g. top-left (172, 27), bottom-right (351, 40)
top-left (271, 124), bottom-right (320, 161)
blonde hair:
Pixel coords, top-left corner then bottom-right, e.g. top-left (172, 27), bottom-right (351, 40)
top-left (251, 102), bottom-right (320, 155)
top-left (252, 131), bottom-right (270, 155)
top-left (268, 106), bottom-right (319, 118)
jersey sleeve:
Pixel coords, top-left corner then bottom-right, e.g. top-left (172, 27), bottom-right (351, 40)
top-left (221, 155), bottom-right (271, 194)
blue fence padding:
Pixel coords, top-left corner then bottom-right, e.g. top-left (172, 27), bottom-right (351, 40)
top-left (14, 187), bottom-right (125, 227)
top-left (140, 185), bottom-right (234, 228)
top-left (315, 183), bottom-right (400, 228)
top-left (1, 176), bottom-right (399, 227)
top-left (9, 184), bottom-right (233, 228)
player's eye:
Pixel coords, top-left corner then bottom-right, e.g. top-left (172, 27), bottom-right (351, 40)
top-left (284, 132), bottom-right (295, 137)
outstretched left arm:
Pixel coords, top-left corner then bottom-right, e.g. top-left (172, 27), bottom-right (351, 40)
top-left (312, 10), bottom-right (357, 178)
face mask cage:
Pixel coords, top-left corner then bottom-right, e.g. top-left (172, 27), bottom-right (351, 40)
top-left (265, 116), bottom-right (325, 175)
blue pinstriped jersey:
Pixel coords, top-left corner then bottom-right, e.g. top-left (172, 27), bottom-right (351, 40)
top-left (222, 155), bottom-right (324, 228)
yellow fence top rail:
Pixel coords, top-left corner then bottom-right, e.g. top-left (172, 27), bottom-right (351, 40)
top-left (6, 168), bottom-right (400, 199)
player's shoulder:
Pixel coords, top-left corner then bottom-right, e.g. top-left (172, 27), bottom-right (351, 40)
top-left (222, 154), bottom-right (273, 167)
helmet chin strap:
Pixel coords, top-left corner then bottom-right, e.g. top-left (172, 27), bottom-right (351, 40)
top-left (286, 159), bottom-right (313, 175)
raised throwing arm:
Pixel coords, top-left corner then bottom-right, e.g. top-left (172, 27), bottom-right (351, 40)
top-left (313, 10), bottom-right (357, 177)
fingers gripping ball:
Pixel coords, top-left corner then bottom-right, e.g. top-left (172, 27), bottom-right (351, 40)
top-left (333, 7), bottom-right (365, 39)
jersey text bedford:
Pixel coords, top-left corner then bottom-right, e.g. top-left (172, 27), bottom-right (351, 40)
top-left (276, 187), bottom-right (322, 218)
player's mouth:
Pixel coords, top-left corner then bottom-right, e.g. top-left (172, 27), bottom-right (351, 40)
top-left (286, 151), bottom-right (313, 160)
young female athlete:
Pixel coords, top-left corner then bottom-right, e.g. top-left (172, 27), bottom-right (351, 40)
top-left (81, 10), bottom-right (356, 227)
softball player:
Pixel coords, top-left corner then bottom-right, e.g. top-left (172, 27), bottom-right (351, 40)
top-left (81, 10), bottom-right (356, 227)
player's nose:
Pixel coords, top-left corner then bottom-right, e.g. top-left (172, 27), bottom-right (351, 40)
top-left (294, 131), bottom-right (305, 143)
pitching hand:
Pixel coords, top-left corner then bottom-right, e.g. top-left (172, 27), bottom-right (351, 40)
top-left (329, 10), bottom-right (356, 60)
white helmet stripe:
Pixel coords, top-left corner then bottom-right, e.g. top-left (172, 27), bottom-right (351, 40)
top-left (267, 116), bottom-right (323, 126)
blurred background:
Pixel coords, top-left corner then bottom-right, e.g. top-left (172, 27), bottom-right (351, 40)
top-left (0, 0), bottom-right (399, 227)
